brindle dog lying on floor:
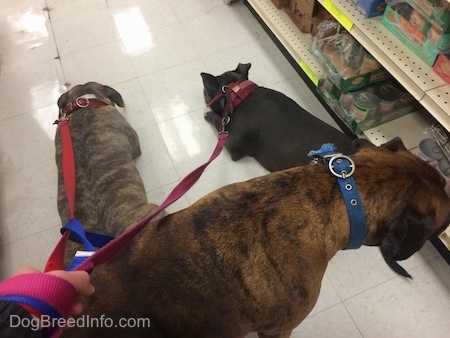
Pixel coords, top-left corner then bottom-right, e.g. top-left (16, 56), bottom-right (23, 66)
top-left (55, 82), bottom-right (162, 257)
top-left (55, 92), bottom-right (450, 338)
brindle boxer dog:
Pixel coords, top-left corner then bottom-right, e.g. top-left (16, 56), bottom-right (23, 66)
top-left (55, 82), bottom-right (161, 256)
top-left (59, 129), bottom-right (450, 336)
top-left (201, 63), bottom-right (355, 172)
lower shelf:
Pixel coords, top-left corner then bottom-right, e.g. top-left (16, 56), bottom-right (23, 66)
top-left (243, 0), bottom-right (450, 263)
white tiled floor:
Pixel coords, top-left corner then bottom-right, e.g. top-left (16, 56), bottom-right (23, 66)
top-left (0, 0), bottom-right (449, 337)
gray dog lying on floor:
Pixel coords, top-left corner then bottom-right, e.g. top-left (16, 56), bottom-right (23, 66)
top-left (201, 63), bottom-right (355, 172)
top-left (53, 85), bottom-right (450, 338)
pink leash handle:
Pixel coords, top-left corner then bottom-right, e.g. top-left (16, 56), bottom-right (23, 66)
top-left (0, 273), bottom-right (77, 338)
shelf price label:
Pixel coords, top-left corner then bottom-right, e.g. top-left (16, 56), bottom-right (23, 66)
top-left (323, 0), bottom-right (354, 31)
top-left (300, 60), bottom-right (319, 87)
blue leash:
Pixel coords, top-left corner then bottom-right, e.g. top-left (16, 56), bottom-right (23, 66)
top-left (61, 219), bottom-right (114, 271)
top-left (308, 143), bottom-right (366, 249)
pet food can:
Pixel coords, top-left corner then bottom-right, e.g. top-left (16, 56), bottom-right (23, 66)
top-left (417, 138), bottom-right (443, 162)
top-left (350, 92), bottom-right (379, 122)
top-left (438, 157), bottom-right (450, 178)
top-left (374, 84), bottom-right (400, 114)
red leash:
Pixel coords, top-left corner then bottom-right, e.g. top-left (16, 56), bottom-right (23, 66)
top-left (45, 98), bottom-right (109, 272)
top-left (55, 98), bottom-right (109, 220)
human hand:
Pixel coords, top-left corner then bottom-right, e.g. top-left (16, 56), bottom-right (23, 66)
top-left (11, 267), bottom-right (95, 316)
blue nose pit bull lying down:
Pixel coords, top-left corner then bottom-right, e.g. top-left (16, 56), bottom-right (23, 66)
top-left (201, 63), bottom-right (355, 172)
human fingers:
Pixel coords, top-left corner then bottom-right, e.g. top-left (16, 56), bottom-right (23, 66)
top-left (48, 270), bottom-right (95, 296)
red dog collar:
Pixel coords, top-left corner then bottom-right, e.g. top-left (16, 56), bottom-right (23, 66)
top-left (207, 80), bottom-right (258, 109)
top-left (57, 97), bottom-right (108, 122)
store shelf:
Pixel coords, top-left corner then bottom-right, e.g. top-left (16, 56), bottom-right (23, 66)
top-left (245, 0), bottom-right (450, 262)
top-left (317, 0), bottom-right (450, 130)
top-left (246, 0), bottom-right (326, 83)
top-left (245, 0), bottom-right (357, 135)
top-left (364, 111), bottom-right (435, 148)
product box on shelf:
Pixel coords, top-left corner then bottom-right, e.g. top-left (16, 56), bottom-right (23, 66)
top-left (286, 0), bottom-right (334, 33)
top-left (349, 0), bottom-right (387, 18)
top-left (406, 0), bottom-right (450, 31)
top-left (381, 3), bottom-right (450, 66)
top-left (318, 78), bottom-right (419, 133)
top-left (434, 53), bottom-right (450, 83)
top-left (311, 26), bottom-right (390, 92)
top-left (286, 6), bottom-right (313, 32)
top-left (270, 0), bottom-right (290, 9)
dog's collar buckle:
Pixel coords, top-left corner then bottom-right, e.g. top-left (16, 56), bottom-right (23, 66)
top-left (324, 154), bottom-right (355, 179)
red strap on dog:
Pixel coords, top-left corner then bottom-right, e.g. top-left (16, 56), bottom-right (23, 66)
top-left (59, 120), bottom-right (76, 219)
top-left (45, 99), bottom-right (110, 272)
top-left (207, 80), bottom-right (258, 110)
top-left (59, 98), bottom-right (108, 117)
top-left (227, 80), bottom-right (258, 107)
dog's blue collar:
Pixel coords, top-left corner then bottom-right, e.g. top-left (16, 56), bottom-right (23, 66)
top-left (308, 143), bottom-right (366, 249)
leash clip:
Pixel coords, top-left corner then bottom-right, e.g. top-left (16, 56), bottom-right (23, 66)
top-left (324, 154), bottom-right (355, 179)
top-left (218, 113), bottom-right (231, 135)
top-left (54, 113), bottom-right (68, 125)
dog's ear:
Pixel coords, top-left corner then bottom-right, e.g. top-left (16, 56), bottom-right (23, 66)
top-left (83, 82), bottom-right (125, 108)
top-left (57, 84), bottom-right (84, 109)
top-left (235, 63), bottom-right (251, 77)
top-left (381, 137), bottom-right (407, 152)
top-left (201, 73), bottom-right (219, 92)
top-left (57, 92), bottom-right (70, 109)
top-left (353, 138), bottom-right (373, 149)
top-left (380, 206), bottom-right (434, 278)
top-left (99, 84), bottom-right (125, 108)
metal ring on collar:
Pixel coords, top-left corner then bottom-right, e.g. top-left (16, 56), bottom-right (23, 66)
top-left (221, 85), bottom-right (228, 93)
top-left (76, 97), bottom-right (90, 108)
top-left (328, 155), bottom-right (355, 179)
